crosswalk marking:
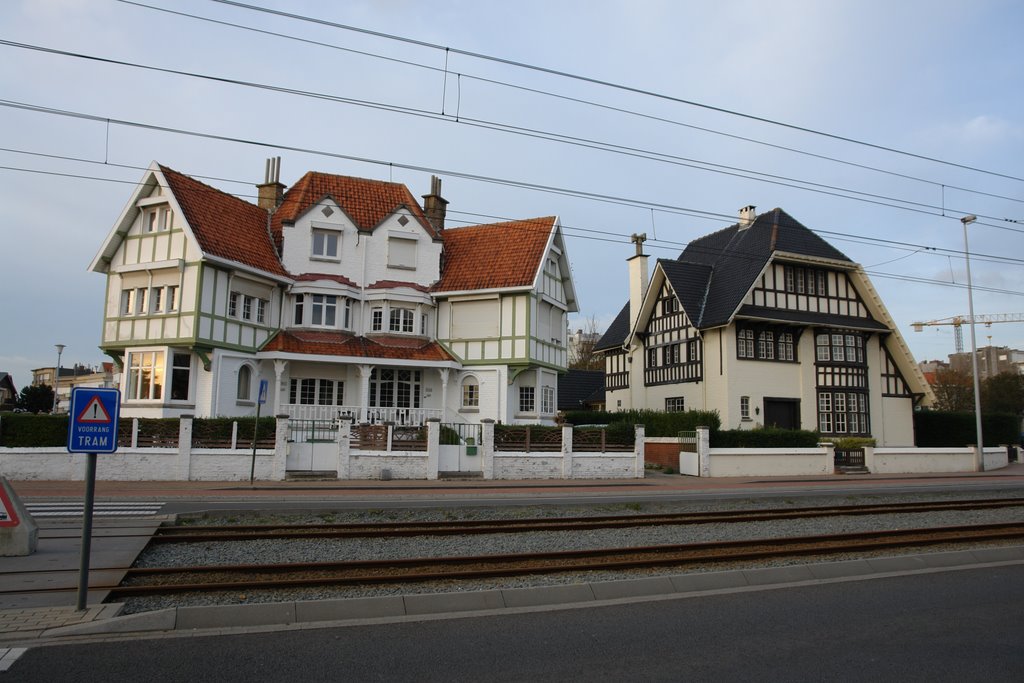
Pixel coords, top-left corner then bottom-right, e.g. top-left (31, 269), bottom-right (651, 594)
top-left (0, 648), bottom-right (27, 672)
top-left (25, 502), bottom-right (165, 518)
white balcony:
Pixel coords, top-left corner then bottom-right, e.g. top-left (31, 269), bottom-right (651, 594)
top-left (281, 404), bottom-right (442, 425)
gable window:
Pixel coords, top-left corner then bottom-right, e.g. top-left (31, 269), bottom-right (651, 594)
top-left (541, 385), bottom-right (555, 414)
top-left (388, 236), bottom-right (417, 269)
top-left (312, 229), bottom-right (340, 260)
top-left (816, 332), bottom-right (864, 364)
top-left (646, 347), bottom-right (658, 368)
top-left (389, 307), bottom-right (414, 333)
top-left (518, 386), bottom-right (535, 414)
top-left (461, 378), bottom-right (479, 409)
top-left (662, 297), bottom-right (678, 315)
top-left (237, 365), bottom-right (252, 402)
top-left (152, 287), bottom-right (163, 314)
top-left (120, 289), bottom-right (135, 316)
top-left (785, 265), bottom-right (829, 296)
top-left (665, 397), bottom-right (685, 412)
top-left (145, 206), bottom-right (172, 233)
top-left (167, 286), bottom-right (179, 312)
top-left (778, 333), bottom-right (795, 361)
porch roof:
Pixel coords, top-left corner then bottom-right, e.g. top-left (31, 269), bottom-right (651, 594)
top-left (261, 329), bottom-right (457, 362)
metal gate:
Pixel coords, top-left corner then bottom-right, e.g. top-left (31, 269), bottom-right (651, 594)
top-left (438, 423), bottom-right (482, 473)
top-left (286, 419), bottom-right (338, 472)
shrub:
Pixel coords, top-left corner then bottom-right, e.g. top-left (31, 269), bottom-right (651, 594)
top-left (0, 412), bottom-right (68, 447)
top-left (712, 427), bottom-right (821, 448)
top-left (562, 409), bottom-right (721, 438)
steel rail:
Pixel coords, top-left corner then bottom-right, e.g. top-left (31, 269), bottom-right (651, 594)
top-left (152, 498), bottom-right (1024, 543)
top-left (108, 522), bottom-right (1024, 599)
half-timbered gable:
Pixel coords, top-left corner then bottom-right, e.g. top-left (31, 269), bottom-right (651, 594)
top-left (597, 206), bottom-right (933, 446)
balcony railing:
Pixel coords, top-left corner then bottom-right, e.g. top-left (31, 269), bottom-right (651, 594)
top-left (281, 404), bottom-right (441, 425)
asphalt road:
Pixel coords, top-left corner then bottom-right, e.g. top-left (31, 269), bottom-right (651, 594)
top-left (8, 564), bottom-right (1023, 682)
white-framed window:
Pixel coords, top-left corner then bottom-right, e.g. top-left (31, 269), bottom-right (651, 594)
top-left (135, 288), bottom-right (148, 316)
top-left (311, 294), bottom-right (337, 327)
top-left (228, 292), bottom-right (239, 318)
top-left (816, 334), bottom-right (831, 362)
top-left (312, 228), bottom-right (340, 260)
top-left (757, 331), bottom-right (775, 360)
top-left (646, 347), bottom-right (658, 367)
top-left (541, 385), bottom-right (555, 414)
top-left (368, 369), bottom-right (420, 408)
top-left (242, 295), bottom-right (253, 320)
top-left (126, 351), bottom-right (163, 400)
top-left (389, 307), bottom-right (414, 333)
top-left (461, 378), bottom-right (479, 408)
top-left (120, 289), bottom-right (134, 316)
top-left (737, 329), bottom-right (755, 359)
top-left (237, 365), bottom-right (252, 402)
top-left (518, 386), bottom-right (535, 413)
top-left (778, 333), bottom-right (794, 361)
top-left (289, 378), bottom-right (344, 406)
top-left (152, 287), bottom-right (163, 313)
top-left (293, 294), bottom-right (304, 325)
top-left (371, 307), bottom-right (384, 332)
top-left (167, 285), bottom-right (179, 312)
top-left (740, 396), bottom-right (750, 420)
top-left (665, 397), bottom-right (685, 412)
top-left (145, 206), bottom-right (172, 233)
top-left (388, 236), bottom-right (417, 269)
top-left (256, 299), bottom-right (266, 324)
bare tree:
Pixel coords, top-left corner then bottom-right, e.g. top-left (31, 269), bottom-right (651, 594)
top-left (932, 368), bottom-right (974, 412)
top-left (568, 315), bottom-right (604, 371)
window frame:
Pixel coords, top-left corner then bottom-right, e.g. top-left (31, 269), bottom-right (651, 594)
top-left (311, 228), bottom-right (341, 260)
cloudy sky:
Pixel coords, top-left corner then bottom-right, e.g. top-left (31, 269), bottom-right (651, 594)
top-left (1, 0), bottom-right (1022, 391)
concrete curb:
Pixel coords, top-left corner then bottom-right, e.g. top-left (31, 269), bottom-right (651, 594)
top-left (36, 545), bottom-right (1024, 639)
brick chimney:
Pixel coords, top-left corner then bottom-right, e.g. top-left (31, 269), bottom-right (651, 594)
top-left (738, 205), bottom-right (757, 229)
top-left (628, 233), bottom-right (649, 329)
top-left (256, 157), bottom-right (285, 211)
top-left (422, 175), bottom-right (448, 232)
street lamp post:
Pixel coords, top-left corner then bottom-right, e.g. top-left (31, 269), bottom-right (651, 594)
top-left (52, 344), bottom-right (65, 414)
top-left (960, 215), bottom-right (984, 472)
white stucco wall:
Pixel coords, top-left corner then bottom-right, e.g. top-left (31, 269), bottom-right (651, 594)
top-left (707, 448), bottom-right (834, 477)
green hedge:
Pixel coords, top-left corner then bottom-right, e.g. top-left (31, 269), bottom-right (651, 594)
top-left (913, 411), bottom-right (1020, 447)
top-left (0, 413), bottom-right (69, 447)
top-left (711, 427), bottom-right (821, 448)
top-left (562, 409), bottom-right (721, 438)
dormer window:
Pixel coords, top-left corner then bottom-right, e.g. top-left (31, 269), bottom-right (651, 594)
top-left (312, 228), bottom-right (340, 260)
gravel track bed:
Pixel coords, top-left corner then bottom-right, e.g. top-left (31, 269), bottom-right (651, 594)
top-left (119, 492), bottom-right (1024, 615)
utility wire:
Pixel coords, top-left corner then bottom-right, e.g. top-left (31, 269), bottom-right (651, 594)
top-left (206, 0), bottom-right (1024, 183)
top-left (116, 0), bottom-right (1021, 206)
top-left (1, 40), bottom-right (1021, 233)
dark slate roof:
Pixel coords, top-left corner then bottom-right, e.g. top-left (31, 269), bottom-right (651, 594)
top-left (558, 370), bottom-right (605, 412)
top-left (596, 208), bottom-right (856, 344)
top-left (735, 305), bottom-right (890, 331)
top-left (594, 302), bottom-right (630, 351)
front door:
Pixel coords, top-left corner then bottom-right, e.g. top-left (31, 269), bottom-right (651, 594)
top-left (763, 398), bottom-right (800, 430)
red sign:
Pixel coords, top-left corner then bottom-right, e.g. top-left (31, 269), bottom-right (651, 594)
top-left (0, 487), bottom-right (19, 527)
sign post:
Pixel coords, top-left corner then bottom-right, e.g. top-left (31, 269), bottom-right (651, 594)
top-left (66, 387), bottom-right (120, 611)
top-left (250, 379), bottom-right (269, 485)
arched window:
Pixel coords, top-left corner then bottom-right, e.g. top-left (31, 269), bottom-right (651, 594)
top-left (461, 376), bottom-right (479, 408)
top-left (237, 365), bottom-right (252, 401)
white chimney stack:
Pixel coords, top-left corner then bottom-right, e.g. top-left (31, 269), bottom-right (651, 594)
top-left (739, 205), bottom-right (756, 229)
top-left (628, 233), bottom-right (649, 329)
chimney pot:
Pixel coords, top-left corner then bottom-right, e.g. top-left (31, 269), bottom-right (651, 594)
top-left (256, 157), bottom-right (285, 211)
top-left (739, 205), bottom-right (756, 229)
top-left (422, 175), bottom-right (449, 232)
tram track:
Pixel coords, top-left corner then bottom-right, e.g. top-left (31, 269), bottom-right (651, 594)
top-left (153, 497), bottom-right (1024, 542)
top-left (109, 522), bottom-right (1024, 600)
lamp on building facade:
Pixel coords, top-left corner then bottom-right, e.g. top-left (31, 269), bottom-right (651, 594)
top-left (960, 215), bottom-right (984, 472)
top-left (52, 344), bottom-right (65, 414)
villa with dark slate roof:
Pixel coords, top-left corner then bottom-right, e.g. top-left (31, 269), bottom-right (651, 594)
top-left (89, 161), bottom-right (577, 441)
top-left (595, 206), bottom-right (933, 446)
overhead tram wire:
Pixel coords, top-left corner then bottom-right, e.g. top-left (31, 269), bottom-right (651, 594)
top-left (4, 154), bottom-right (1024, 290)
top-left (204, 0), bottom-right (1024, 184)
top-left (2, 42), bottom-right (1021, 234)
top-left (116, 0), bottom-right (1020, 206)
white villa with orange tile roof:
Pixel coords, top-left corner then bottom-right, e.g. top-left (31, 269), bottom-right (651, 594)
top-left (89, 160), bottom-right (577, 429)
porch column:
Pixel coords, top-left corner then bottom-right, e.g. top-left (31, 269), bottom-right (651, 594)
top-left (273, 360), bottom-right (287, 416)
top-left (357, 364), bottom-right (373, 423)
top-left (438, 368), bottom-right (450, 423)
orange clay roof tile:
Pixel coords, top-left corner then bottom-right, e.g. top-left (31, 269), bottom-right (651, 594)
top-left (433, 217), bottom-right (555, 293)
top-left (262, 330), bottom-right (455, 362)
top-left (270, 172), bottom-right (437, 251)
top-left (159, 165), bottom-right (288, 277)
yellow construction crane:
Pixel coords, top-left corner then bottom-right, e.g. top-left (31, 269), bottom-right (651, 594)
top-left (911, 313), bottom-right (1024, 353)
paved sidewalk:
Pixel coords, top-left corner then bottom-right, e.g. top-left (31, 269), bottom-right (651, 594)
top-left (0, 604), bottom-right (122, 638)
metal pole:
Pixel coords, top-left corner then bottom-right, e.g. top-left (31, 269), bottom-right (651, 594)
top-left (52, 344), bottom-right (65, 413)
top-left (961, 215), bottom-right (985, 472)
top-left (76, 452), bottom-right (97, 611)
